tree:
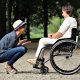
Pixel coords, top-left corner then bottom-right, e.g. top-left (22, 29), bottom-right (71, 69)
top-left (42, 0), bottom-right (48, 37)
top-left (0, 0), bottom-right (6, 39)
top-left (7, 0), bottom-right (13, 32)
top-left (6, 0), bottom-right (80, 39)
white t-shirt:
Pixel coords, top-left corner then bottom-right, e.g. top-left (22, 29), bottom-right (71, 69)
top-left (58, 17), bottom-right (77, 39)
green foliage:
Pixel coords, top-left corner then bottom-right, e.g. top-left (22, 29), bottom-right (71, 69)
top-left (77, 8), bottom-right (80, 27)
top-left (5, 0), bottom-right (80, 39)
top-left (30, 16), bottom-right (64, 38)
top-left (48, 16), bottom-right (63, 33)
top-left (77, 8), bottom-right (80, 18)
top-left (30, 24), bottom-right (44, 38)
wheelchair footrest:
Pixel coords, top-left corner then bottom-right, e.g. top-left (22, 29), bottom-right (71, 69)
top-left (33, 63), bottom-right (49, 74)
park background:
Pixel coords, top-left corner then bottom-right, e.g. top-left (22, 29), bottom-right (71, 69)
top-left (0, 0), bottom-right (80, 41)
top-left (0, 0), bottom-right (80, 80)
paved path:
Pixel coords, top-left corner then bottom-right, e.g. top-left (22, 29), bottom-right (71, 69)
top-left (0, 43), bottom-right (80, 80)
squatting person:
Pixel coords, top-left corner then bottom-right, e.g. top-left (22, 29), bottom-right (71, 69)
top-left (0, 20), bottom-right (28, 74)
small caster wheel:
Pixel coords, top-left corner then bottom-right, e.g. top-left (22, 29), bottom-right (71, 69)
top-left (40, 66), bottom-right (49, 74)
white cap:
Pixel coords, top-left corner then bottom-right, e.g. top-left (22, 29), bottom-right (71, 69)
top-left (13, 20), bottom-right (26, 30)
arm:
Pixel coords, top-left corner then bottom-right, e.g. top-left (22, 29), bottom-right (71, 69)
top-left (52, 32), bottom-right (63, 39)
top-left (18, 39), bottom-right (31, 45)
top-left (48, 32), bottom-right (63, 39)
top-left (18, 39), bottom-right (27, 45)
top-left (49, 18), bottom-right (71, 39)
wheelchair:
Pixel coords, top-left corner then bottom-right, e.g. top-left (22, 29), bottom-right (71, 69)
top-left (33, 28), bottom-right (80, 75)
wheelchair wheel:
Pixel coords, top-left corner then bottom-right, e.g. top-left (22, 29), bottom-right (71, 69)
top-left (40, 66), bottom-right (49, 74)
top-left (50, 41), bottom-right (80, 75)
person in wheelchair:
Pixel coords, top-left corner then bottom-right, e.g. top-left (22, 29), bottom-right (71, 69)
top-left (27, 4), bottom-right (77, 65)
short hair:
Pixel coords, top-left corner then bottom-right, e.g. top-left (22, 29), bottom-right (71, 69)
top-left (62, 4), bottom-right (75, 17)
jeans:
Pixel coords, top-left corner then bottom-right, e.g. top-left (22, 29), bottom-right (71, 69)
top-left (0, 46), bottom-right (27, 65)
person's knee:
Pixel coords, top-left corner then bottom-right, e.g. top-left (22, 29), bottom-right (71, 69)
top-left (24, 46), bottom-right (27, 53)
top-left (20, 46), bottom-right (28, 53)
top-left (39, 38), bottom-right (45, 44)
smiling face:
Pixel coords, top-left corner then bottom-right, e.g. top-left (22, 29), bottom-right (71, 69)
top-left (61, 5), bottom-right (74, 19)
top-left (62, 10), bottom-right (69, 19)
top-left (21, 26), bottom-right (26, 34)
top-left (18, 25), bottom-right (27, 35)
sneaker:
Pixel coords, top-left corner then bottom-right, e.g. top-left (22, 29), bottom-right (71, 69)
top-left (27, 59), bottom-right (36, 65)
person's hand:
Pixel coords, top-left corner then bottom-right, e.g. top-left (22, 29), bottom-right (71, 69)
top-left (51, 32), bottom-right (63, 39)
top-left (48, 33), bottom-right (53, 38)
top-left (18, 39), bottom-right (27, 45)
top-left (22, 41), bottom-right (31, 45)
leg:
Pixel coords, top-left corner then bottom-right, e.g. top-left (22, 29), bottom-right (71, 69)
top-left (0, 46), bottom-right (27, 74)
top-left (27, 38), bottom-right (58, 65)
top-left (0, 46), bottom-right (27, 65)
top-left (35, 38), bottom-right (58, 58)
top-left (7, 46), bottom-right (27, 65)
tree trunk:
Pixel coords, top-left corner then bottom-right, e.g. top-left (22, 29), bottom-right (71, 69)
top-left (26, 9), bottom-right (30, 39)
top-left (7, 0), bottom-right (13, 32)
top-left (13, 0), bottom-right (19, 21)
top-left (0, 0), bottom-right (6, 39)
top-left (42, 0), bottom-right (48, 37)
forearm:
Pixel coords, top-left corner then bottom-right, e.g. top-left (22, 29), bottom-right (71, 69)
top-left (18, 39), bottom-right (27, 45)
top-left (48, 32), bottom-right (63, 39)
top-left (52, 32), bottom-right (63, 39)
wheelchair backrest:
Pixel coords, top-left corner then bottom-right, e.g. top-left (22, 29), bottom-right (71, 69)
top-left (71, 28), bottom-right (77, 41)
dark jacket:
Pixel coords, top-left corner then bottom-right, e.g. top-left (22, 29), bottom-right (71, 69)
top-left (0, 31), bottom-right (18, 54)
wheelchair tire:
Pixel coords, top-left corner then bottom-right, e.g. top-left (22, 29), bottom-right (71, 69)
top-left (40, 66), bottom-right (49, 74)
top-left (50, 40), bottom-right (80, 75)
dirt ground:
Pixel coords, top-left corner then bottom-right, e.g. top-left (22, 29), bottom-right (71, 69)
top-left (0, 42), bottom-right (80, 80)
